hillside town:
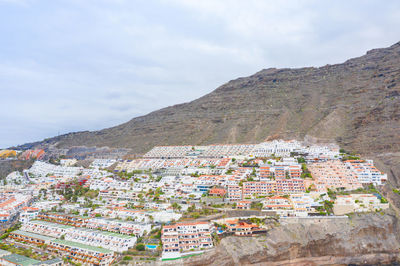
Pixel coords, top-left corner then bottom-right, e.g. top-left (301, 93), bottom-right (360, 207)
top-left (0, 140), bottom-right (391, 265)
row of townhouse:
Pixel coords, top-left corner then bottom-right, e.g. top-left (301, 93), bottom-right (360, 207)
top-left (307, 160), bottom-right (362, 192)
top-left (92, 179), bottom-right (159, 193)
top-left (26, 161), bottom-right (83, 178)
top-left (0, 183), bottom-right (26, 191)
top-left (65, 227), bottom-right (136, 253)
top-left (227, 180), bottom-right (311, 202)
top-left (143, 140), bottom-right (342, 160)
top-left (200, 144), bottom-right (256, 158)
top-left (344, 160), bottom-right (387, 185)
top-left (258, 163), bottom-right (302, 180)
top-left (144, 146), bottom-right (193, 158)
top-left (307, 159), bottom-right (387, 191)
top-left (144, 144), bottom-right (256, 159)
top-left (99, 190), bottom-right (138, 201)
top-left (227, 185), bottom-right (242, 201)
top-left (259, 166), bottom-right (271, 179)
top-left (22, 220), bottom-right (73, 237)
top-left (32, 209), bottom-right (157, 234)
top-left (251, 140), bottom-right (302, 157)
top-left (9, 230), bottom-right (114, 265)
top-left (37, 212), bottom-right (90, 227)
top-left (242, 179), bottom-right (306, 199)
top-left (180, 167), bottom-right (226, 176)
top-left (301, 145), bottom-right (340, 161)
top-left (161, 222), bottom-right (213, 255)
top-left (86, 217), bottom-right (151, 237)
top-left (114, 158), bottom-right (231, 173)
top-left (22, 220), bottom-right (136, 252)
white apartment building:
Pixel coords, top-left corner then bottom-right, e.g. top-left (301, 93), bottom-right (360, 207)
top-left (162, 222), bottom-right (213, 256)
top-left (19, 207), bottom-right (40, 224)
top-left (26, 161), bottom-right (82, 178)
top-left (49, 239), bottom-right (115, 266)
top-left (22, 220), bottom-right (73, 238)
top-left (65, 227), bottom-right (136, 252)
top-left (251, 140), bottom-right (301, 157)
top-left (345, 160), bottom-right (387, 185)
top-left (86, 217), bottom-right (151, 237)
top-left (90, 159), bottom-right (117, 169)
top-left (289, 193), bottom-right (317, 217)
top-left (22, 220), bottom-right (136, 252)
top-left (301, 145), bottom-right (340, 160)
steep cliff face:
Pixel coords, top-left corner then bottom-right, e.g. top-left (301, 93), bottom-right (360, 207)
top-left (163, 212), bottom-right (400, 266)
top-left (0, 160), bottom-right (33, 179)
top-left (20, 42), bottom-right (400, 183)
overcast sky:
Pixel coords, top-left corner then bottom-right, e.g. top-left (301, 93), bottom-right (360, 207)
top-left (1, 0), bottom-right (400, 148)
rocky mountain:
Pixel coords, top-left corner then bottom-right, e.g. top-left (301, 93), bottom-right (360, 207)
top-left (20, 42), bottom-right (400, 183)
top-left (12, 42), bottom-right (400, 265)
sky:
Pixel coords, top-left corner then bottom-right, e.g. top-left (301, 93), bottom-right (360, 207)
top-left (1, 0), bottom-right (400, 148)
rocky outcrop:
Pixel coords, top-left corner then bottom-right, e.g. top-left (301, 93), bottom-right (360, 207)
top-left (163, 212), bottom-right (400, 266)
top-left (0, 160), bottom-right (33, 179)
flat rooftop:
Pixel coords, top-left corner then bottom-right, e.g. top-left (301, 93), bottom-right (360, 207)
top-left (51, 239), bottom-right (113, 254)
top-left (11, 229), bottom-right (55, 242)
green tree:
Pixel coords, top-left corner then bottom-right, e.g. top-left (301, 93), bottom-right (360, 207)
top-left (251, 202), bottom-right (263, 210)
top-left (136, 243), bottom-right (145, 251)
top-left (297, 157), bottom-right (306, 163)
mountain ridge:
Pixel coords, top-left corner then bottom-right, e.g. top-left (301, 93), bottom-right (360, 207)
top-left (16, 41), bottom-right (400, 183)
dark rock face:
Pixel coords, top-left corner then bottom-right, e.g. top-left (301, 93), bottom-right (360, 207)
top-left (0, 160), bottom-right (33, 179)
top-left (21, 42), bottom-right (400, 182)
